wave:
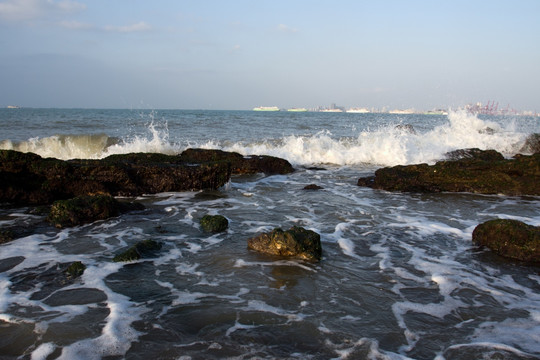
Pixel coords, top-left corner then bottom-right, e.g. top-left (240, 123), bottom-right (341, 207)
top-left (0, 111), bottom-right (535, 166)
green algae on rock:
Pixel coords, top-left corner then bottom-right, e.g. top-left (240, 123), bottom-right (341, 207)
top-left (472, 219), bottom-right (540, 263)
top-left (247, 226), bottom-right (322, 261)
top-left (200, 214), bottom-right (229, 233)
top-left (113, 239), bottom-right (163, 262)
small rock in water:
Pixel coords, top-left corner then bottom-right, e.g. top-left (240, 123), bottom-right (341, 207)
top-left (472, 219), bottom-right (540, 263)
top-left (113, 239), bottom-right (162, 262)
top-left (247, 226), bottom-right (322, 261)
top-left (200, 215), bottom-right (229, 233)
top-left (303, 184), bottom-right (324, 190)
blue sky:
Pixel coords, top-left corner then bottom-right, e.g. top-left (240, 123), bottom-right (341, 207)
top-left (0, 0), bottom-right (539, 110)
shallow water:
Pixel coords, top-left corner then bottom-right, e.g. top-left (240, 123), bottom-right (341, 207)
top-left (0, 109), bottom-right (539, 359)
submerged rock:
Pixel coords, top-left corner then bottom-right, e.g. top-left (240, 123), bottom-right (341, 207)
top-left (47, 194), bottom-right (137, 228)
top-left (247, 226), bottom-right (322, 261)
top-left (303, 184), bottom-right (324, 190)
top-left (64, 261), bottom-right (86, 279)
top-left (113, 239), bottom-right (162, 262)
top-left (472, 219), bottom-right (540, 263)
top-left (358, 150), bottom-right (540, 196)
top-left (200, 214), bottom-right (229, 233)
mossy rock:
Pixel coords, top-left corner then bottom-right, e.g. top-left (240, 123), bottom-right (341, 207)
top-left (113, 239), bottom-right (162, 262)
top-left (200, 215), bottom-right (229, 233)
top-left (472, 219), bottom-right (540, 263)
top-left (247, 226), bottom-right (322, 261)
top-left (48, 194), bottom-right (120, 228)
top-left (65, 261), bottom-right (86, 279)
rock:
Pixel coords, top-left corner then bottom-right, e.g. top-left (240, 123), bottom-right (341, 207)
top-left (113, 239), bottom-right (162, 262)
top-left (200, 214), bottom-right (229, 233)
top-left (0, 149), bottom-right (293, 206)
top-left (0, 149), bottom-right (232, 205)
top-left (444, 148), bottom-right (504, 161)
top-left (180, 148), bottom-right (294, 175)
top-left (47, 194), bottom-right (122, 228)
top-left (303, 184), bottom-right (324, 190)
top-left (472, 219), bottom-right (540, 263)
top-left (395, 124), bottom-right (417, 134)
top-left (64, 261), bottom-right (86, 279)
top-left (358, 150), bottom-right (540, 196)
top-left (519, 133), bottom-right (540, 154)
top-left (247, 226), bottom-right (322, 261)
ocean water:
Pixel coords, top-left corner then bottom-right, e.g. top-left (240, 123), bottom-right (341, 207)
top-left (0, 108), bottom-right (539, 359)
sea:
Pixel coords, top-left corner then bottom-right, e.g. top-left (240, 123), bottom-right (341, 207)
top-left (0, 108), bottom-right (539, 360)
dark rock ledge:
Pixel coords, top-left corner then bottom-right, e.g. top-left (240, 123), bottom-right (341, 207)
top-left (0, 149), bottom-right (294, 206)
top-left (358, 149), bottom-right (540, 196)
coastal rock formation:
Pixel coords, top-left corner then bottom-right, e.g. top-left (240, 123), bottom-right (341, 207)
top-left (358, 149), bottom-right (540, 196)
top-left (0, 149), bottom-right (293, 206)
top-left (200, 214), bottom-right (229, 233)
top-left (180, 148), bottom-right (294, 175)
top-left (472, 219), bottom-right (539, 263)
top-left (247, 226), bottom-right (322, 261)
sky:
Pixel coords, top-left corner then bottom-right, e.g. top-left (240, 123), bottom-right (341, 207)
top-left (0, 0), bottom-right (539, 111)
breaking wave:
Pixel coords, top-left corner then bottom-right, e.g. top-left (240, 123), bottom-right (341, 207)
top-left (0, 110), bottom-right (534, 166)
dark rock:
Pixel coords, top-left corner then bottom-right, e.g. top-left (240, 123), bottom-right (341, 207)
top-left (395, 124), bottom-right (417, 134)
top-left (0, 149), bottom-right (293, 206)
top-left (0, 149), bottom-right (232, 205)
top-left (303, 184), bottom-right (324, 190)
top-left (43, 288), bottom-right (107, 306)
top-left (358, 150), bottom-right (540, 196)
top-left (472, 219), bottom-right (540, 263)
top-left (200, 214), bottom-right (229, 233)
top-left (247, 226), bottom-right (322, 261)
top-left (180, 148), bottom-right (294, 175)
top-left (47, 195), bottom-right (121, 228)
top-left (519, 133), bottom-right (540, 154)
top-left (0, 256), bottom-right (25, 273)
top-left (478, 127), bottom-right (496, 135)
top-left (64, 261), bottom-right (86, 279)
top-left (113, 239), bottom-right (162, 262)
top-left (444, 148), bottom-right (504, 161)
top-left (10, 262), bottom-right (85, 300)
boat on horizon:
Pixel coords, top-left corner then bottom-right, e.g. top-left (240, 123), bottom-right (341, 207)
top-left (253, 106), bottom-right (280, 111)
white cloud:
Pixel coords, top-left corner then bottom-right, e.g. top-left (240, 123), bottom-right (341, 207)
top-left (103, 21), bottom-right (151, 33)
top-left (276, 23), bottom-right (298, 33)
top-left (0, 0), bottom-right (85, 22)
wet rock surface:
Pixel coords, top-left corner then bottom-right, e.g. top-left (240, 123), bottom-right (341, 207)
top-left (358, 149), bottom-right (540, 196)
top-left (247, 226), bottom-right (322, 261)
top-left (472, 219), bottom-right (540, 263)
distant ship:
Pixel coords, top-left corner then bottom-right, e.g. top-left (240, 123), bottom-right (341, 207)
top-left (6, 105), bottom-right (20, 109)
top-left (320, 108), bottom-right (343, 113)
top-left (253, 106), bottom-right (279, 111)
top-left (287, 108), bottom-right (307, 112)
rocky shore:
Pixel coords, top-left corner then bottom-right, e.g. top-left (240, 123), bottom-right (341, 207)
top-left (357, 149), bottom-right (540, 196)
top-left (0, 149), bottom-right (294, 206)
